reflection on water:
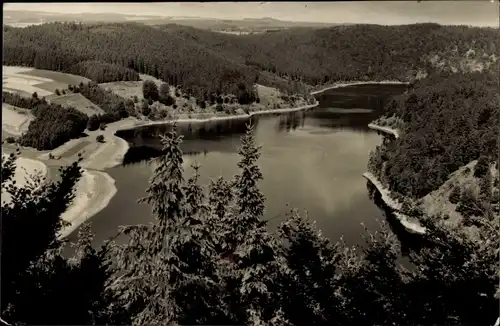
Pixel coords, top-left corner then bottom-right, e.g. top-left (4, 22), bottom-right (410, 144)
top-left (72, 84), bottom-right (408, 249)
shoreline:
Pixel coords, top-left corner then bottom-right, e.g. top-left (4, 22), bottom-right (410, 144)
top-left (58, 169), bottom-right (117, 239)
top-left (310, 81), bottom-right (409, 95)
top-left (362, 172), bottom-right (426, 235)
top-left (367, 123), bottom-right (400, 139)
top-left (365, 119), bottom-right (426, 235)
top-left (112, 101), bottom-right (320, 133)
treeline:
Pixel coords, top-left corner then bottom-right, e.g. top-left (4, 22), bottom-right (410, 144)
top-left (2, 92), bottom-right (88, 150)
top-left (2, 44), bottom-right (139, 84)
top-left (70, 60), bottom-right (140, 83)
top-left (369, 69), bottom-right (499, 199)
top-left (2, 126), bottom-right (498, 326)
top-left (2, 91), bottom-right (42, 109)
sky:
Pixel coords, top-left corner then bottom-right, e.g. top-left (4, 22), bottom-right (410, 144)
top-left (4, 1), bottom-right (500, 27)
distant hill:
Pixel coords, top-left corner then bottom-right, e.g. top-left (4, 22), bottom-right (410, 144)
top-left (3, 10), bottom-right (343, 32)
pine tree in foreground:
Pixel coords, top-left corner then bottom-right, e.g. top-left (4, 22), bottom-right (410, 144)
top-left (1, 152), bottom-right (115, 325)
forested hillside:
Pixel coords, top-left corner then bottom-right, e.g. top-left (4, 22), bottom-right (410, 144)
top-left (4, 22), bottom-right (499, 98)
top-left (3, 22), bottom-right (259, 99)
top-left (239, 24), bottom-right (499, 84)
top-left (369, 68), bottom-right (499, 199)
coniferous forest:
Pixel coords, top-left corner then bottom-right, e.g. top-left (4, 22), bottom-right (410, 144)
top-left (1, 20), bottom-right (499, 326)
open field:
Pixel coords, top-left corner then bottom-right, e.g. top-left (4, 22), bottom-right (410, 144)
top-left (3, 65), bottom-right (90, 97)
top-left (2, 103), bottom-right (34, 136)
top-left (99, 80), bottom-right (144, 99)
top-left (100, 74), bottom-right (168, 99)
top-left (46, 93), bottom-right (105, 116)
top-left (18, 68), bottom-right (90, 90)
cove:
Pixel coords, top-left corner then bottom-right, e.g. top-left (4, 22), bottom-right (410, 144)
top-left (69, 84), bottom-right (408, 248)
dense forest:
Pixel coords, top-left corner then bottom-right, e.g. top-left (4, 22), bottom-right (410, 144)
top-left (2, 125), bottom-right (498, 326)
top-left (70, 60), bottom-right (140, 83)
top-left (2, 92), bottom-right (88, 150)
top-left (368, 68), bottom-right (499, 199)
top-left (4, 22), bottom-right (499, 97)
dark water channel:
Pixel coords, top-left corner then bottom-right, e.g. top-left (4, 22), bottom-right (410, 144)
top-left (70, 84), bottom-right (410, 249)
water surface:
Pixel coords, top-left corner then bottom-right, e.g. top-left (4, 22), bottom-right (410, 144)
top-left (73, 84), bottom-right (408, 247)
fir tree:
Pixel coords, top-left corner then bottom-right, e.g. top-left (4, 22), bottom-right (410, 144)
top-left (277, 210), bottom-right (345, 326)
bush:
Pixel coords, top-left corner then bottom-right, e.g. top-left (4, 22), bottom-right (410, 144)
top-left (99, 123), bottom-right (106, 131)
top-left (449, 185), bottom-right (461, 204)
top-left (5, 137), bottom-right (16, 144)
top-left (474, 156), bottom-right (489, 178)
top-left (55, 89), bottom-right (61, 96)
top-left (141, 100), bottom-right (151, 116)
top-left (87, 114), bottom-right (100, 131)
top-left (142, 80), bottom-right (159, 102)
top-left (96, 135), bottom-right (105, 143)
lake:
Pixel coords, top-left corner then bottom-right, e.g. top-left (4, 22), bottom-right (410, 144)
top-left (69, 84), bottom-right (409, 248)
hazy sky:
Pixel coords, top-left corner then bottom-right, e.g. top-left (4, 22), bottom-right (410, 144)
top-left (4, 1), bottom-right (500, 27)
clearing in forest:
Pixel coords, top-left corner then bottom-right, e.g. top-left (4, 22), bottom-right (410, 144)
top-left (3, 65), bottom-right (90, 97)
top-left (100, 74), bottom-right (167, 99)
top-left (46, 93), bottom-right (105, 116)
top-left (256, 84), bottom-right (306, 109)
top-left (2, 103), bottom-right (34, 136)
top-left (99, 81), bottom-right (145, 99)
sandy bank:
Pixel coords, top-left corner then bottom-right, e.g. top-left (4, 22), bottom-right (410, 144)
top-left (310, 81), bottom-right (409, 95)
top-left (362, 172), bottom-right (426, 235)
top-left (367, 123), bottom-right (400, 139)
top-left (1, 155), bottom-right (48, 205)
top-left (58, 169), bottom-right (117, 239)
top-left (79, 131), bottom-right (130, 171)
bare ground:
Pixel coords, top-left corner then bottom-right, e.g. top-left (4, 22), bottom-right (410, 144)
top-left (46, 93), bottom-right (105, 116)
top-left (58, 169), bottom-right (117, 239)
top-left (2, 103), bottom-right (34, 136)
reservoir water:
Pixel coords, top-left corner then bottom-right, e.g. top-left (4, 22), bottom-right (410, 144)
top-left (71, 84), bottom-right (408, 247)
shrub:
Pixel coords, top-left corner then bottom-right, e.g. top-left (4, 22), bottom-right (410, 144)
top-left (96, 135), bottom-right (105, 143)
top-left (142, 80), bottom-right (159, 102)
top-left (449, 185), bottom-right (461, 204)
top-left (55, 89), bottom-right (61, 96)
top-left (5, 137), bottom-right (16, 144)
top-left (474, 156), bottom-right (489, 178)
top-left (87, 114), bottom-right (100, 131)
